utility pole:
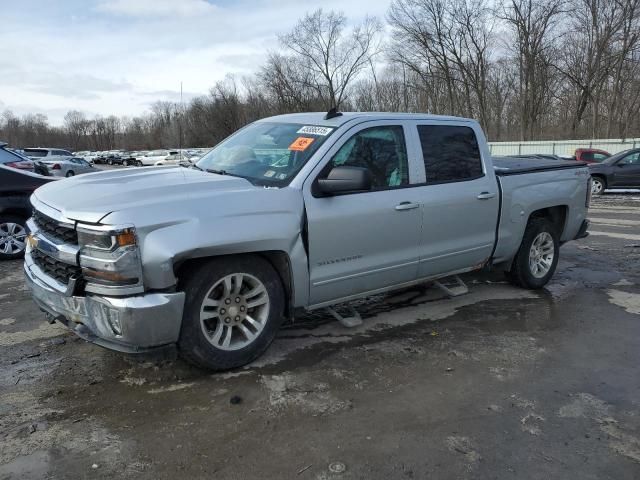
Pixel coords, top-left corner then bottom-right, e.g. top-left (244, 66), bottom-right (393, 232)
top-left (179, 81), bottom-right (183, 160)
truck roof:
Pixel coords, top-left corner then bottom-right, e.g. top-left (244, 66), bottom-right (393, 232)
top-left (257, 112), bottom-right (476, 127)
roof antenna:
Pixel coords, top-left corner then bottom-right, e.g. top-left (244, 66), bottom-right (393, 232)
top-left (324, 107), bottom-right (343, 120)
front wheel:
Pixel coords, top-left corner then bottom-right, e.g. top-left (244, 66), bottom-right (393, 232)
top-left (123, 159), bottom-right (129, 167)
top-left (507, 218), bottom-right (559, 289)
top-left (591, 176), bottom-right (605, 195)
top-left (0, 216), bottom-right (28, 260)
top-left (178, 255), bottom-right (285, 370)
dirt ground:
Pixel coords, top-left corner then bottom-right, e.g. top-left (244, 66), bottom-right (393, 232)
top-left (1, 192), bottom-right (640, 480)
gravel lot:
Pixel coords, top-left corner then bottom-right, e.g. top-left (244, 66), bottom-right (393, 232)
top-left (1, 190), bottom-right (640, 479)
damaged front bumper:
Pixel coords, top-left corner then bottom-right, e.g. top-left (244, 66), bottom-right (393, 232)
top-left (24, 255), bottom-right (185, 354)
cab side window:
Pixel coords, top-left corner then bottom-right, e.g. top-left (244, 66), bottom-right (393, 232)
top-left (329, 126), bottom-right (408, 189)
top-left (418, 125), bottom-right (484, 184)
top-left (619, 152), bottom-right (640, 165)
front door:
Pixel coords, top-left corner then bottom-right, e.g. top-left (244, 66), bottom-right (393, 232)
top-left (612, 151), bottom-right (640, 187)
top-left (303, 122), bottom-right (424, 306)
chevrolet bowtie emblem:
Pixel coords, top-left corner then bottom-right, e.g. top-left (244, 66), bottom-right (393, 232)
top-left (26, 234), bottom-right (38, 249)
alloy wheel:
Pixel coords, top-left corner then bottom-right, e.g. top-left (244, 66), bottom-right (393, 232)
top-left (528, 232), bottom-right (555, 278)
top-left (0, 222), bottom-right (27, 255)
top-left (199, 273), bottom-right (270, 351)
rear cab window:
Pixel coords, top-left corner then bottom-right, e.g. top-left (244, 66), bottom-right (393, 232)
top-left (416, 125), bottom-right (484, 184)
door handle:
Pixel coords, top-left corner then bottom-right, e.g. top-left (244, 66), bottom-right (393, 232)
top-left (395, 202), bottom-right (420, 211)
top-left (477, 192), bottom-right (496, 200)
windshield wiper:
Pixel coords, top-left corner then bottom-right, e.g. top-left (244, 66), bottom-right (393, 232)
top-left (206, 168), bottom-right (228, 175)
top-left (190, 164), bottom-right (203, 171)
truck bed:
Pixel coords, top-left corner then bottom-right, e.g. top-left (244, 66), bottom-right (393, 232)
top-left (493, 156), bottom-right (587, 176)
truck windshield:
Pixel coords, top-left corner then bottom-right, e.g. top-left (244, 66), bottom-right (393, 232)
top-left (195, 122), bottom-right (335, 186)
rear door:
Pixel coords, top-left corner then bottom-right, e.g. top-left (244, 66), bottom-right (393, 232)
top-left (410, 122), bottom-right (499, 277)
top-left (303, 121), bottom-right (424, 306)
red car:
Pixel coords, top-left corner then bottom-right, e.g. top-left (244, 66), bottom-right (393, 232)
top-left (574, 148), bottom-right (611, 164)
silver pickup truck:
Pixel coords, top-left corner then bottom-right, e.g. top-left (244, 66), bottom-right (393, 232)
top-left (24, 112), bottom-right (591, 370)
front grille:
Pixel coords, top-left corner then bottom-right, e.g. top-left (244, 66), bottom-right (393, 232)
top-left (31, 248), bottom-right (82, 286)
top-left (32, 210), bottom-right (78, 244)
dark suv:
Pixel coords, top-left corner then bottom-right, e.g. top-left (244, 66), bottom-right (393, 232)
top-left (0, 163), bottom-right (54, 259)
top-left (589, 149), bottom-right (640, 195)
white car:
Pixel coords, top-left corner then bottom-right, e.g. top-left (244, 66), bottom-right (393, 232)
top-left (23, 148), bottom-right (74, 162)
top-left (73, 151), bottom-right (99, 164)
top-left (154, 151), bottom-right (191, 166)
top-left (136, 150), bottom-right (168, 166)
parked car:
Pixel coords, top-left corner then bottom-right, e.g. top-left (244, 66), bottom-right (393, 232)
top-left (588, 148), bottom-right (640, 195)
top-left (137, 149), bottom-right (171, 166)
top-left (74, 151), bottom-right (99, 164)
top-left (23, 148), bottom-right (74, 161)
top-left (43, 157), bottom-right (96, 177)
top-left (119, 151), bottom-right (143, 167)
top-left (24, 112), bottom-right (590, 370)
top-left (154, 150), bottom-right (190, 166)
top-left (0, 164), bottom-right (55, 259)
top-left (574, 148), bottom-right (611, 164)
top-left (0, 143), bottom-right (35, 172)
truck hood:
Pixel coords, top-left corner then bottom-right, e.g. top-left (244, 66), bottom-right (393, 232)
top-left (33, 166), bottom-right (257, 223)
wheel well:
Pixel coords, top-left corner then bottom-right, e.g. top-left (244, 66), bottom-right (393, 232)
top-left (529, 205), bottom-right (567, 237)
top-left (591, 174), bottom-right (606, 187)
top-left (175, 251), bottom-right (294, 319)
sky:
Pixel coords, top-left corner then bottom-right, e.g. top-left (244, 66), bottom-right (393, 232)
top-left (0, 0), bottom-right (390, 125)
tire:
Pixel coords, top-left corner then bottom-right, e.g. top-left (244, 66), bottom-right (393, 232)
top-left (65, 170), bottom-right (75, 177)
top-left (507, 217), bottom-right (559, 289)
top-left (123, 160), bottom-right (129, 167)
top-left (108, 159), bottom-right (113, 165)
top-left (591, 176), bottom-right (605, 195)
top-left (137, 161), bottom-right (143, 167)
top-left (178, 255), bottom-right (285, 370)
top-left (0, 216), bottom-right (28, 260)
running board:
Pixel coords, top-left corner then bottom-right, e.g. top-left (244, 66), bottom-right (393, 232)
top-left (433, 275), bottom-right (469, 297)
top-left (326, 305), bottom-right (363, 328)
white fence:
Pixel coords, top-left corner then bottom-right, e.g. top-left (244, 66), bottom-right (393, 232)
top-left (488, 138), bottom-right (640, 156)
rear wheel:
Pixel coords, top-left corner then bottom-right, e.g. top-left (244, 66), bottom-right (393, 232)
top-left (0, 216), bottom-right (28, 260)
top-left (591, 176), bottom-right (605, 195)
top-left (178, 255), bottom-right (285, 370)
top-left (507, 217), bottom-right (559, 289)
top-left (65, 170), bottom-right (75, 177)
top-left (123, 159), bottom-right (130, 167)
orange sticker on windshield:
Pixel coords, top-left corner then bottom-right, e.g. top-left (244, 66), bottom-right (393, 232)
top-left (289, 137), bottom-right (314, 151)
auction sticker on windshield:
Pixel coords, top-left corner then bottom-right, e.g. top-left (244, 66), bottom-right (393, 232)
top-left (289, 137), bottom-right (315, 151)
top-left (297, 126), bottom-right (333, 136)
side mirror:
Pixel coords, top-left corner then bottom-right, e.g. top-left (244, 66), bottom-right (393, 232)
top-left (317, 166), bottom-right (372, 195)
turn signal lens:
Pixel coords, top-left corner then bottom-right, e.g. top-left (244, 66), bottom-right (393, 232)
top-left (82, 267), bottom-right (139, 285)
top-left (116, 231), bottom-right (136, 247)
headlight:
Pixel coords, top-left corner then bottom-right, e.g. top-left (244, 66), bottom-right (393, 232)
top-left (77, 228), bottom-right (136, 250)
top-left (77, 224), bottom-right (143, 293)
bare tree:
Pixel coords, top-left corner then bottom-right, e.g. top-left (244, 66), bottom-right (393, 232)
top-left (64, 110), bottom-right (89, 151)
top-left (499, 0), bottom-right (564, 140)
top-left (278, 9), bottom-right (382, 109)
